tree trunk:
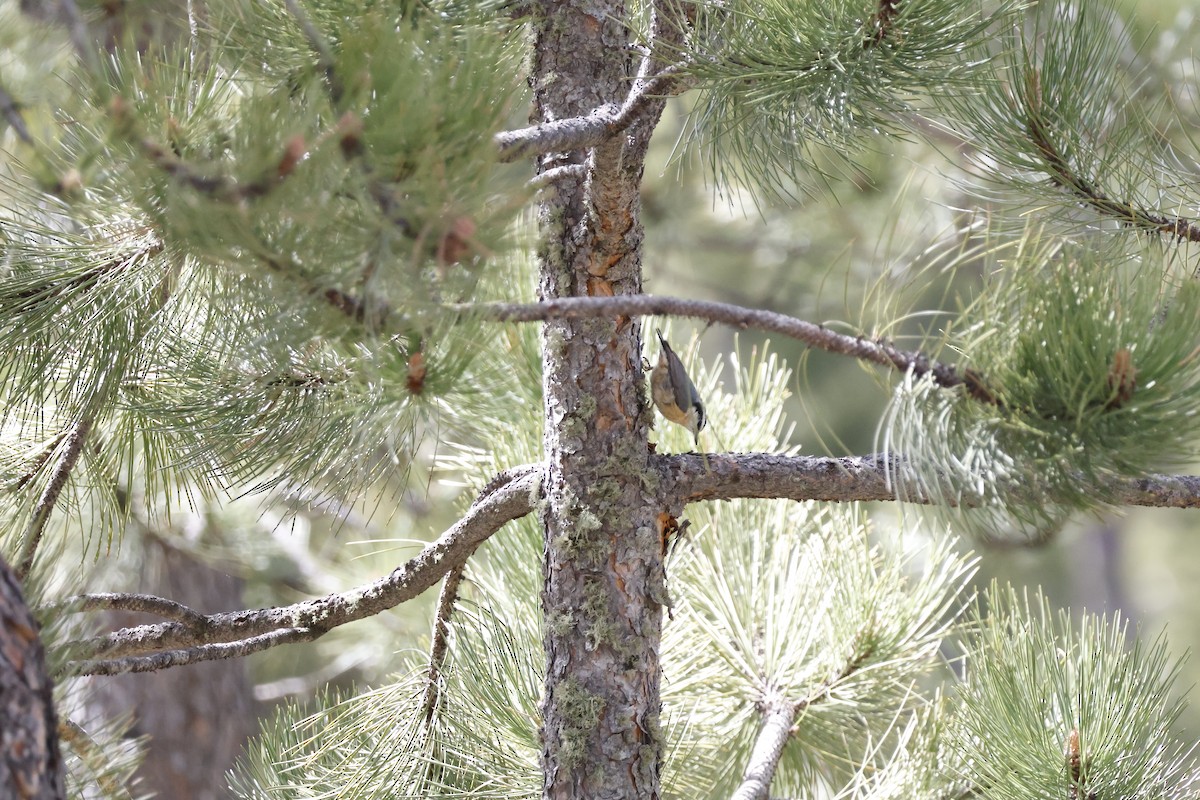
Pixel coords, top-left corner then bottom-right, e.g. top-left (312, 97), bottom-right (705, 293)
top-left (0, 555), bottom-right (64, 800)
top-left (533, 2), bottom-right (672, 797)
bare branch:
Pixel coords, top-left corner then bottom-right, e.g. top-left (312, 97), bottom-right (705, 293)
top-left (17, 417), bottom-right (92, 581)
top-left (667, 451), bottom-right (1200, 510)
top-left (420, 564), bottom-right (467, 725)
top-left (731, 694), bottom-right (798, 800)
top-left (43, 593), bottom-right (208, 630)
top-left (60, 466), bottom-right (541, 675)
top-left (495, 67), bottom-right (689, 163)
top-left (71, 627), bottom-right (319, 676)
top-left (456, 294), bottom-right (971, 393)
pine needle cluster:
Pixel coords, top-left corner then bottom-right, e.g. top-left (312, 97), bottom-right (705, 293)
top-left (0, 0), bottom-right (526, 551)
top-left (677, 0), bottom-right (1013, 193)
top-left (883, 236), bottom-right (1200, 542)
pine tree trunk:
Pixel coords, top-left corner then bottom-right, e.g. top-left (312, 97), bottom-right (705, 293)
top-left (0, 555), bottom-right (64, 799)
top-left (532, 2), bottom-right (671, 797)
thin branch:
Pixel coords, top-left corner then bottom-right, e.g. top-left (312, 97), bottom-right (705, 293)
top-left (282, 0), bottom-right (343, 103)
top-left (58, 719), bottom-right (131, 797)
top-left (419, 563), bottom-right (467, 725)
top-left (17, 417), bottom-right (92, 581)
top-left (1023, 69), bottom-right (1200, 244)
top-left (0, 81), bottom-right (33, 144)
top-left (495, 67), bottom-right (690, 163)
top-left (59, 0), bottom-right (99, 73)
top-left (71, 627), bottom-right (319, 676)
top-left (134, 132), bottom-right (309, 202)
top-left (455, 294), bottom-right (975, 394)
top-left (43, 592), bottom-right (208, 630)
top-left (60, 466), bottom-right (541, 675)
top-left (254, 249), bottom-right (383, 322)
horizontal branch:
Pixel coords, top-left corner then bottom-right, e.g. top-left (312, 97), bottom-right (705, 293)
top-left (55, 453), bottom-right (1200, 675)
top-left (495, 68), bottom-right (689, 163)
top-left (666, 452), bottom-right (1200, 510)
top-left (60, 465), bottom-right (542, 675)
top-left (458, 294), bottom-right (971, 392)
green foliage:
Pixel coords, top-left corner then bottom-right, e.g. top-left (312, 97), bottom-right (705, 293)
top-left (5, 1), bottom-right (1200, 799)
top-left (662, 504), bottom-right (973, 796)
top-left (938, 0), bottom-right (1195, 232)
top-left (951, 584), bottom-right (1195, 800)
top-left (0, 0), bottom-right (529, 552)
top-left (677, 0), bottom-right (1013, 195)
top-left (883, 236), bottom-right (1200, 542)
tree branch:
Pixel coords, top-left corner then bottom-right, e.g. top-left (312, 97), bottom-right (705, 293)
top-left (731, 648), bottom-right (870, 800)
top-left (71, 626), bottom-right (319, 676)
top-left (1022, 68), bottom-right (1200, 244)
top-left (495, 67), bottom-right (689, 163)
top-left (282, 0), bottom-right (343, 104)
top-left (132, 130), bottom-right (309, 203)
top-left (17, 417), bottom-right (92, 581)
top-left (457, 294), bottom-right (974, 394)
top-left (44, 592), bottom-right (208, 630)
top-left (59, 466), bottom-right (541, 675)
top-left (59, 0), bottom-right (99, 73)
top-left (730, 693), bottom-right (798, 800)
top-left (47, 452), bottom-right (1200, 676)
top-left (419, 563), bottom-right (467, 725)
top-left (666, 452), bottom-right (1200, 510)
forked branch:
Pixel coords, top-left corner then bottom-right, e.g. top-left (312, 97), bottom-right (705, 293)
top-left (55, 454), bottom-right (1200, 676)
top-left (495, 67), bottom-right (690, 163)
top-left (61, 466), bottom-right (541, 676)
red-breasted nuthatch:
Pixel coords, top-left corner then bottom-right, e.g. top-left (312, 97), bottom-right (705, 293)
top-left (650, 329), bottom-right (706, 445)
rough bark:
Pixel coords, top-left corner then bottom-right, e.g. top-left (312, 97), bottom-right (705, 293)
top-left (0, 554), bottom-right (65, 800)
top-left (532, 2), bottom-right (672, 797)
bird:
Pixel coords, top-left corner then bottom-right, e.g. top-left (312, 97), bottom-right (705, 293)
top-left (650, 329), bottom-right (706, 445)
